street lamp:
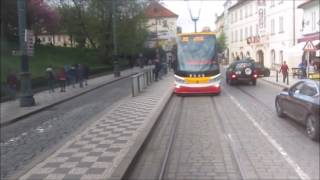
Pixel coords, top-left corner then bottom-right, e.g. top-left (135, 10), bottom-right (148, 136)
top-left (17, 0), bottom-right (35, 107)
top-left (112, 0), bottom-right (120, 77)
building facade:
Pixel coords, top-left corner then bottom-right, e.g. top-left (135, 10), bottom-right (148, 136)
top-left (298, 0), bottom-right (320, 63)
top-left (144, 1), bottom-right (178, 53)
top-left (226, 0), bottom-right (305, 69)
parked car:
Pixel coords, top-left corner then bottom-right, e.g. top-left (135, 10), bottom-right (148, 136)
top-left (254, 62), bottom-right (270, 77)
top-left (275, 80), bottom-right (320, 141)
top-left (226, 60), bottom-right (258, 85)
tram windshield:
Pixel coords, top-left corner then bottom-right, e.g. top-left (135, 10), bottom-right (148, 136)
top-left (176, 34), bottom-right (219, 74)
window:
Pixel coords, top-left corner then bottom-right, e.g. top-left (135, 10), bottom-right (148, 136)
top-left (279, 16), bottom-right (284, 33)
top-left (249, 4), bottom-right (252, 16)
top-left (42, 37), bottom-right (45, 42)
top-left (235, 11), bottom-right (238, 22)
top-left (271, 19), bottom-right (275, 35)
top-left (250, 26), bottom-right (253, 37)
top-left (312, 11), bottom-right (316, 31)
top-left (162, 20), bottom-right (168, 27)
top-left (57, 36), bottom-right (61, 42)
top-left (235, 30), bottom-right (238, 42)
top-left (240, 29), bottom-right (243, 41)
top-left (240, 9), bottom-right (243, 20)
top-left (300, 83), bottom-right (318, 97)
top-left (279, 0), bottom-right (284, 4)
top-left (270, 0), bottom-right (275, 7)
top-left (245, 6), bottom-right (248, 18)
top-left (279, 50), bottom-right (283, 64)
top-left (256, 24), bottom-right (259, 35)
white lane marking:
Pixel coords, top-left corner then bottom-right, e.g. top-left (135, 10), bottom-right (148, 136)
top-left (228, 94), bottom-right (310, 180)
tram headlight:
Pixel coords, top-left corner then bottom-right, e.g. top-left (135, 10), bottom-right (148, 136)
top-left (175, 76), bottom-right (185, 84)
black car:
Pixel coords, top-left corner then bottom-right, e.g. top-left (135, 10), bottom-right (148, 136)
top-left (275, 80), bottom-right (320, 141)
top-left (254, 62), bottom-right (270, 77)
top-left (226, 60), bottom-right (258, 85)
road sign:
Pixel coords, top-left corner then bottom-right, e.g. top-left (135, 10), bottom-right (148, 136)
top-left (25, 29), bottom-right (34, 56)
top-left (303, 40), bottom-right (315, 52)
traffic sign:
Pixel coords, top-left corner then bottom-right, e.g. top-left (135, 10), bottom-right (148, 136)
top-left (25, 29), bottom-right (34, 56)
top-left (303, 40), bottom-right (315, 52)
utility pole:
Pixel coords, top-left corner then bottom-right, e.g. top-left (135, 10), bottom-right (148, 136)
top-left (112, 0), bottom-right (120, 77)
top-left (17, 0), bottom-right (35, 107)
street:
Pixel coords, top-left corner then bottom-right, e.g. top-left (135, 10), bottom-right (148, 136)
top-left (0, 77), bottom-right (132, 179)
top-left (125, 76), bottom-right (319, 179)
top-left (1, 73), bottom-right (319, 180)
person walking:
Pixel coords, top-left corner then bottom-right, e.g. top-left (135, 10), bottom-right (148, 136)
top-left (69, 65), bottom-right (76, 88)
top-left (83, 65), bottom-right (89, 86)
top-left (46, 65), bottom-right (55, 93)
top-left (154, 58), bottom-right (161, 81)
top-left (279, 61), bottom-right (289, 83)
top-left (78, 64), bottom-right (84, 88)
top-left (58, 67), bottom-right (67, 92)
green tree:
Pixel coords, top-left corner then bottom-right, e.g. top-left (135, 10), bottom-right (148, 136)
top-left (216, 32), bottom-right (227, 53)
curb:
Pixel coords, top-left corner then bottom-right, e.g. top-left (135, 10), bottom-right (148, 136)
top-left (110, 77), bottom-right (173, 179)
top-left (260, 78), bottom-right (289, 89)
top-left (0, 73), bottom-right (136, 128)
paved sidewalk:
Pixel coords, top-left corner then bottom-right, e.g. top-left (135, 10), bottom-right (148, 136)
top-left (260, 70), bottom-right (300, 88)
top-left (14, 74), bottom-right (173, 180)
top-left (0, 67), bottom-right (144, 127)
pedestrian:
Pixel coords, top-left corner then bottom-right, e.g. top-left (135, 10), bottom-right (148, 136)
top-left (137, 53), bottom-right (144, 68)
top-left (78, 64), bottom-right (84, 88)
top-left (236, 56), bottom-right (240, 61)
top-left (46, 65), bottom-right (55, 93)
top-left (64, 65), bottom-right (71, 86)
top-left (154, 58), bottom-right (161, 81)
top-left (6, 69), bottom-right (19, 99)
top-left (279, 61), bottom-right (289, 83)
top-left (83, 65), bottom-right (89, 86)
top-left (68, 65), bottom-right (76, 88)
top-left (57, 67), bottom-right (67, 92)
top-left (298, 60), bottom-right (306, 78)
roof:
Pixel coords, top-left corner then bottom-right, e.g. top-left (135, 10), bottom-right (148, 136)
top-left (228, 0), bottom-right (250, 11)
top-left (298, 0), bottom-right (318, 9)
top-left (144, 1), bottom-right (178, 18)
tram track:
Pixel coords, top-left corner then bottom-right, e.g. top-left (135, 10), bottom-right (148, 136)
top-left (124, 95), bottom-right (243, 179)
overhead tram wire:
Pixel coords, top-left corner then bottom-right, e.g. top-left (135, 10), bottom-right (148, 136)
top-left (186, 0), bottom-right (203, 32)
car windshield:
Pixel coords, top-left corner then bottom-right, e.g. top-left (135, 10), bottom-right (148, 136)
top-left (235, 62), bottom-right (252, 70)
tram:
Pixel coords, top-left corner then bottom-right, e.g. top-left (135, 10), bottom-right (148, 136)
top-left (174, 32), bottom-right (221, 94)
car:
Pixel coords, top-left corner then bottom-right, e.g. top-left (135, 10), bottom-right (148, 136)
top-left (254, 62), bottom-right (270, 77)
top-left (226, 60), bottom-right (258, 85)
top-left (275, 80), bottom-right (320, 141)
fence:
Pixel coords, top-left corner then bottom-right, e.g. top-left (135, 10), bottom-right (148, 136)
top-left (131, 66), bottom-right (154, 97)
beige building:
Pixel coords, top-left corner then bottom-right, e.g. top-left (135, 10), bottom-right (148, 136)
top-left (225, 0), bottom-right (305, 69)
top-left (36, 34), bottom-right (76, 47)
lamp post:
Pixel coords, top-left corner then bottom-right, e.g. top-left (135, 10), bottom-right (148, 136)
top-left (112, 0), bottom-right (120, 77)
top-left (17, 0), bottom-right (35, 107)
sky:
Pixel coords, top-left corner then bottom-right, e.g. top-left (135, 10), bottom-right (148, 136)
top-left (160, 0), bottom-right (225, 33)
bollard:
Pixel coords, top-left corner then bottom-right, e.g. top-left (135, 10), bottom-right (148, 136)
top-left (276, 70), bottom-right (278, 82)
top-left (287, 74), bottom-right (289, 85)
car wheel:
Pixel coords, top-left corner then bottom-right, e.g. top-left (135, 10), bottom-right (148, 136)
top-left (275, 99), bottom-right (285, 117)
top-left (306, 115), bottom-right (319, 141)
top-left (252, 80), bottom-right (256, 86)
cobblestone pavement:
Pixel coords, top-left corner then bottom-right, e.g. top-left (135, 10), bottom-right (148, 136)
top-left (166, 97), bottom-right (242, 180)
top-left (15, 75), bottom-right (173, 180)
top-left (1, 78), bottom-right (133, 179)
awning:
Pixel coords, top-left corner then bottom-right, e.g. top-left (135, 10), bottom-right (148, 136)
top-left (298, 32), bottom-right (320, 44)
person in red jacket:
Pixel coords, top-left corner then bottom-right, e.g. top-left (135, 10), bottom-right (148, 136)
top-left (279, 61), bottom-right (289, 83)
top-left (58, 68), bottom-right (67, 92)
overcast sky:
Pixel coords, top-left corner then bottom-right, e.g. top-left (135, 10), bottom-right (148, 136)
top-left (160, 0), bottom-right (225, 33)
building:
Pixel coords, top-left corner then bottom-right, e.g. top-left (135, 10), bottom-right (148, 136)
top-left (226, 0), bottom-right (305, 69)
top-left (36, 34), bottom-right (76, 47)
top-left (298, 0), bottom-right (320, 67)
top-left (144, 1), bottom-right (178, 54)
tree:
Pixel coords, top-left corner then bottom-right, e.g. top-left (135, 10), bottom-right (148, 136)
top-left (216, 32), bottom-right (227, 53)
